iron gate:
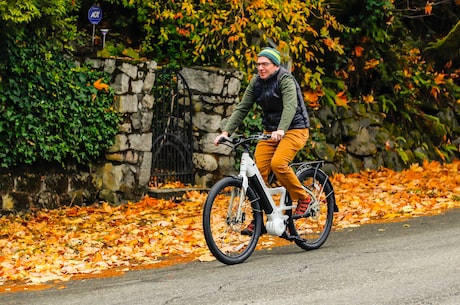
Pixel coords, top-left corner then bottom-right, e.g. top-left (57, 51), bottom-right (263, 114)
top-left (150, 68), bottom-right (194, 186)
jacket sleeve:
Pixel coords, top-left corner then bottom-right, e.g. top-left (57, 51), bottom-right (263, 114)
top-left (277, 74), bottom-right (298, 131)
top-left (223, 76), bottom-right (257, 134)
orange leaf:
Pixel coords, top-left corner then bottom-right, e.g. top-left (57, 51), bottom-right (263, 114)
top-left (93, 251), bottom-right (103, 263)
top-left (354, 45), bottom-right (364, 57)
top-left (93, 78), bottom-right (109, 92)
top-left (434, 73), bottom-right (446, 85)
top-left (430, 86), bottom-right (440, 99)
top-left (362, 94), bottom-right (374, 104)
top-left (364, 58), bottom-right (380, 70)
top-left (425, 2), bottom-right (433, 15)
top-left (102, 202), bottom-right (113, 214)
top-left (334, 91), bottom-right (349, 107)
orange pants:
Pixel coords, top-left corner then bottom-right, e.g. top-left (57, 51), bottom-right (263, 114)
top-left (254, 128), bottom-right (310, 201)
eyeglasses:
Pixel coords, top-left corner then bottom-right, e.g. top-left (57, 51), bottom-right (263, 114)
top-left (256, 62), bottom-right (272, 68)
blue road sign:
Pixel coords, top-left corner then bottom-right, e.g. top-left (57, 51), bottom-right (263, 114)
top-left (88, 5), bottom-right (102, 25)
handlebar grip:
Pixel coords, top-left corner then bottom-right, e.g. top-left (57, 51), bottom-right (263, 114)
top-left (218, 136), bottom-right (230, 144)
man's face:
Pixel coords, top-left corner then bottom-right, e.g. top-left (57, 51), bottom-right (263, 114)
top-left (256, 56), bottom-right (278, 79)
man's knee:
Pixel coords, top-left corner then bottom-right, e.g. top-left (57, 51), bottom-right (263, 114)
top-left (270, 158), bottom-right (288, 173)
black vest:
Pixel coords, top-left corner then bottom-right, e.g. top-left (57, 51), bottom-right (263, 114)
top-left (252, 67), bottom-right (310, 132)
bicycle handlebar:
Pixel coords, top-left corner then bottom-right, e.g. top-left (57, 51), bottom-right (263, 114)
top-left (218, 134), bottom-right (271, 151)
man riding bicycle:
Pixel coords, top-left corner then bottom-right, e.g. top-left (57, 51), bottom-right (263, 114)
top-left (213, 47), bottom-right (311, 235)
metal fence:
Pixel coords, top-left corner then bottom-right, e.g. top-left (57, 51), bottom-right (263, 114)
top-left (150, 68), bottom-right (194, 186)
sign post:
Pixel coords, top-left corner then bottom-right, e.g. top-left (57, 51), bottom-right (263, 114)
top-left (88, 5), bottom-right (103, 51)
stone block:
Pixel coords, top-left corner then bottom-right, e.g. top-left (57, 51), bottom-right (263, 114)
top-left (222, 76), bottom-right (242, 96)
top-left (128, 133), bottom-right (153, 152)
top-left (118, 123), bottom-right (132, 133)
top-left (125, 151), bottom-right (139, 164)
top-left (193, 112), bottom-right (223, 133)
top-left (193, 153), bottom-right (218, 171)
top-left (107, 134), bottom-right (129, 153)
top-left (103, 59), bottom-right (117, 74)
top-left (143, 72), bottom-right (155, 92)
top-left (85, 58), bottom-right (102, 68)
top-left (121, 165), bottom-right (136, 191)
top-left (347, 127), bottom-right (377, 156)
top-left (138, 152), bottom-right (152, 187)
top-left (141, 112), bottom-right (153, 132)
top-left (112, 73), bottom-right (130, 94)
top-left (119, 62), bottom-right (138, 79)
top-left (313, 141), bottom-right (336, 162)
top-left (115, 94), bottom-right (138, 113)
top-left (101, 163), bottom-right (124, 192)
top-left (180, 67), bottom-right (241, 96)
top-left (105, 152), bottom-right (125, 162)
top-left (131, 112), bottom-right (142, 130)
top-left (146, 61), bottom-right (157, 71)
top-left (141, 94), bottom-right (154, 109)
top-left (99, 189), bottom-right (121, 205)
top-left (131, 79), bottom-right (144, 94)
top-left (1, 194), bottom-right (14, 210)
top-left (217, 156), bottom-right (237, 176)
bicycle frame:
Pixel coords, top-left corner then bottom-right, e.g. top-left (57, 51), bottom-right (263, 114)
top-left (238, 145), bottom-right (294, 236)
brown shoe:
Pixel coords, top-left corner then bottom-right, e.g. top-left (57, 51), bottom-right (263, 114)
top-left (295, 197), bottom-right (311, 215)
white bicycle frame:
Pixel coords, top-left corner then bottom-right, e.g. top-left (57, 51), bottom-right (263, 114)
top-left (237, 149), bottom-right (294, 236)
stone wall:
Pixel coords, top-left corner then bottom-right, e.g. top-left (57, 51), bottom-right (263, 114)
top-left (180, 67), bottom-right (244, 186)
top-left (88, 58), bottom-right (157, 204)
top-left (312, 101), bottom-right (460, 174)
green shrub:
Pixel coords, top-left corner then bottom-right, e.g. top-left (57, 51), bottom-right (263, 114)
top-left (0, 31), bottom-right (121, 167)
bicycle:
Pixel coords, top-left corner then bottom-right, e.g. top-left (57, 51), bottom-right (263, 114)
top-left (202, 134), bottom-right (338, 265)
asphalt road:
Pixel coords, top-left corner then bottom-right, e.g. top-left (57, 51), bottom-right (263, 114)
top-left (2, 209), bottom-right (459, 305)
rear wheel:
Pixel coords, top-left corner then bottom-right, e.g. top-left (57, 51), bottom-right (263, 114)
top-left (202, 177), bottom-right (262, 265)
top-left (288, 167), bottom-right (335, 250)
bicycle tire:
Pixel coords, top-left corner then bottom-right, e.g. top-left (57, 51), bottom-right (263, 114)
top-left (288, 167), bottom-right (335, 250)
top-left (202, 176), bottom-right (262, 265)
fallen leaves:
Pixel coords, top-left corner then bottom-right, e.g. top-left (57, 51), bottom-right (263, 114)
top-left (333, 159), bottom-right (460, 228)
top-left (0, 193), bottom-right (208, 286)
top-left (0, 160), bottom-right (459, 287)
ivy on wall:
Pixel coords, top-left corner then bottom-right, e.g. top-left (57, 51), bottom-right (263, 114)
top-left (0, 31), bottom-right (121, 167)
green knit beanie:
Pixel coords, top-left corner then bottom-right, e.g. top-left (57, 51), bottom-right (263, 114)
top-left (258, 47), bottom-right (281, 66)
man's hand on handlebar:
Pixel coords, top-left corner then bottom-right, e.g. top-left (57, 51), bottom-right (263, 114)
top-left (213, 132), bottom-right (229, 146)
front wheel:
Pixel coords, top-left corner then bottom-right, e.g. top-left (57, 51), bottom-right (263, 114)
top-left (202, 177), bottom-right (262, 265)
top-left (288, 167), bottom-right (336, 250)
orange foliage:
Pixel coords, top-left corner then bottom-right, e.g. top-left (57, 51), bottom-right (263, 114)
top-left (93, 78), bottom-right (109, 92)
top-left (425, 2), bottom-right (433, 15)
top-left (0, 160), bottom-right (459, 286)
top-left (353, 45), bottom-right (364, 57)
top-left (332, 159), bottom-right (460, 228)
top-left (334, 91), bottom-right (349, 107)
